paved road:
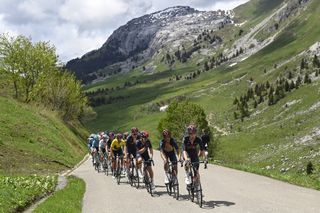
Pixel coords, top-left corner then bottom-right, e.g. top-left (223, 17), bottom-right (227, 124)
top-left (72, 151), bottom-right (320, 213)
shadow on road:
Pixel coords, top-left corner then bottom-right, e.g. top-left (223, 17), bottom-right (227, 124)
top-left (202, 200), bottom-right (236, 209)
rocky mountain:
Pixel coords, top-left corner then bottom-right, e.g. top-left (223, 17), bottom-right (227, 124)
top-left (66, 6), bottom-right (233, 82)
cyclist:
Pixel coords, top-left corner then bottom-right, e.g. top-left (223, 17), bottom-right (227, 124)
top-left (110, 133), bottom-right (126, 177)
top-left (107, 132), bottom-right (115, 161)
top-left (87, 134), bottom-right (95, 152)
top-left (99, 133), bottom-right (108, 161)
top-left (182, 124), bottom-right (205, 185)
top-left (201, 129), bottom-right (210, 169)
top-left (125, 127), bottom-right (139, 177)
top-left (91, 134), bottom-right (100, 165)
top-left (160, 129), bottom-right (180, 184)
top-left (123, 132), bottom-right (129, 140)
top-left (136, 131), bottom-right (155, 190)
top-left (88, 134), bottom-right (95, 163)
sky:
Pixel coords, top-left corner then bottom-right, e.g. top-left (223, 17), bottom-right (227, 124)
top-left (0, 0), bottom-right (249, 62)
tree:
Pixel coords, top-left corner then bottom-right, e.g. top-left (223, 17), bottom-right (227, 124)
top-left (268, 94), bottom-right (274, 106)
top-left (296, 76), bottom-right (302, 88)
top-left (158, 100), bottom-right (210, 144)
top-left (300, 58), bottom-right (308, 70)
top-left (312, 55), bottom-right (320, 68)
top-left (304, 73), bottom-right (312, 84)
top-left (0, 34), bottom-right (93, 121)
top-left (0, 34), bottom-right (57, 101)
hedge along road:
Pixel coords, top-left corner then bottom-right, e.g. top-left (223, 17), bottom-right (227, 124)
top-left (72, 151), bottom-right (320, 213)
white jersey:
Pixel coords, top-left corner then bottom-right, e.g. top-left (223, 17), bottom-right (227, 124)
top-left (99, 139), bottom-right (107, 149)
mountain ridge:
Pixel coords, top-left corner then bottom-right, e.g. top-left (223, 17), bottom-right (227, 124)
top-left (66, 5), bottom-right (233, 82)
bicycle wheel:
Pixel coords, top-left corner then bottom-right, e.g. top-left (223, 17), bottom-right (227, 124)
top-left (165, 173), bottom-right (172, 196)
top-left (117, 164), bottom-right (121, 185)
top-left (196, 182), bottom-right (203, 207)
top-left (172, 176), bottom-right (179, 200)
top-left (135, 167), bottom-right (140, 189)
top-left (129, 166), bottom-right (134, 186)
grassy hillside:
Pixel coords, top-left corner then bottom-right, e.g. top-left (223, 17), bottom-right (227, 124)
top-left (83, 0), bottom-right (320, 189)
top-left (0, 96), bottom-right (88, 175)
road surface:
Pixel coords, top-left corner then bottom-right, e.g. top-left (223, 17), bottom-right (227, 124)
top-left (72, 151), bottom-right (320, 213)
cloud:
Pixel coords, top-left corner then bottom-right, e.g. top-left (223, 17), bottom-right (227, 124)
top-left (0, 0), bottom-right (248, 62)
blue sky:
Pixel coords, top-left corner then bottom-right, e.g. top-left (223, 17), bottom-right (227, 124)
top-left (0, 0), bottom-right (248, 62)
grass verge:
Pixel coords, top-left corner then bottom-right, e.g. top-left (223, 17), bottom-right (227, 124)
top-left (33, 176), bottom-right (85, 213)
top-left (0, 175), bottom-right (57, 213)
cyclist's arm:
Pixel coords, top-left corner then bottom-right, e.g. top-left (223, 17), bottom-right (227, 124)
top-left (159, 141), bottom-right (167, 162)
top-left (110, 140), bottom-right (116, 156)
top-left (137, 147), bottom-right (145, 154)
top-left (181, 142), bottom-right (189, 161)
top-left (148, 140), bottom-right (153, 158)
top-left (172, 139), bottom-right (180, 160)
top-left (198, 138), bottom-right (205, 158)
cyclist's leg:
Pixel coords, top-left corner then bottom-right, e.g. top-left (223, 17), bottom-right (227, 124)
top-left (168, 152), bottom-right (178, 176)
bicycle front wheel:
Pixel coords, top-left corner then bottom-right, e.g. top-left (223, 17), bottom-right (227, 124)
top-left (172, 176), bottom-right (179, 200)
top-left (196, 183), bottom-right (203, 208)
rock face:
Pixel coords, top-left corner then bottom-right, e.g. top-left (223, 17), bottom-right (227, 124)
top-left (66, 6), bottom-right (232, 80)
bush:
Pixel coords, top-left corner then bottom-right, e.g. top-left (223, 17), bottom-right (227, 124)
top-left (306, 161), bottom-right (314, 175)
top-left (157, 100), bottom-right (210, 144)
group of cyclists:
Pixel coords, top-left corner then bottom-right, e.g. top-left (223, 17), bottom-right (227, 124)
top-left (87, 125), bottom-right (209, 199)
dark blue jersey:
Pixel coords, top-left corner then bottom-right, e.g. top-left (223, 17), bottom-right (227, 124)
top-left (160, 138), bottom-right (179, 154)
top-left (182, 136), bottom-right (204, 162)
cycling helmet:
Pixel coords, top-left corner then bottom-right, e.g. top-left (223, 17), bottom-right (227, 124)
top-left (141, 131), bottom-right (149, 138)
top-left (162, 129), bottom-right (171, 138)
top-left (89, 134), bottom-right (95, 138)
top-left (116, 133), bottom-right (123, 139)
top-left (131, 127), bottom-right (139, 134)
top-left (187, 124), bottom-right (197, 134)
top-left (109, 132), bottom-right (115, 137)
top-left (123, 132), bottom-right (129, 139)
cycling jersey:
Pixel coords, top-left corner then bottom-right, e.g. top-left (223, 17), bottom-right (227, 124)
top-left (99, 139), bottom-right (107, 148)
top-left (182, 136), bottom-right (204, 163)
top-left (92, 137), bottom-right (99, 149)
top-left (111, 139), bottom-right (125, 151)
top-left (107, 138), bottom-right (113, 149)
top-left (99, 139), bottom-right (107, 153)
top-left (126, 135), bottom-right (137, 157)
top-left (136, 139), bottom-right (152, 166)
top-left (160, 138), bottom-right (179, 153)
top-left (160, 138), bottom-right (179, 164)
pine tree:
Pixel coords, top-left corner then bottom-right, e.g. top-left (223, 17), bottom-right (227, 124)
top-left (296, 76), bottom-right (302, 88)
top-left (300, 58), bottom-right (308, 70)
top-left (268, 94), bottom-right (274, 106)
top-left (266, 81), bottom-right (271, 89)
top-left (290, 81), bottom-right (295, 90)
top-left (313, 55), bottom-right (320, 68)
top-left (304, 73), bottom-right (312, 84)
top-left (285, 80), bottom-right (290, 92)
top-left (258, 95), bottom-right (264, 104)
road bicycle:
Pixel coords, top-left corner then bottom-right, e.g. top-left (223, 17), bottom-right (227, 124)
top-left (142, 159), bottom-right (155, 196)
top-left (113, 154), bottom-right (124, 185)
top-left (127, 156), bottom-right (140, 188)
top-left (165, 161), bottom-right (181, 200)
top-left (92, 148), bottom-right (100, 172)
top-left (101, 151), bottom-right (110, 175)
top-left (185, 161), bottom-right (207, 208)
